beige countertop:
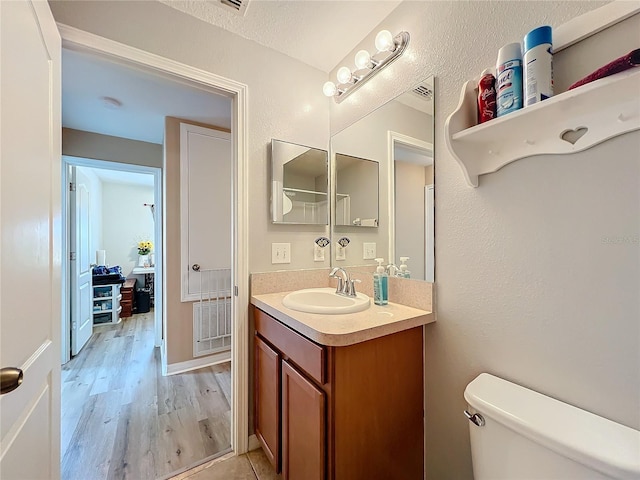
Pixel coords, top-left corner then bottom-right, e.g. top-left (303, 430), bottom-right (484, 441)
top-left (251, 291), bottom-right (435, 347)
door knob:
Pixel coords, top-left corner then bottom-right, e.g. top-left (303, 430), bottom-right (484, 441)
top-left (192, 264), bottom-right (200, 272)
top-left (1, 367), bottom-right (23, 395)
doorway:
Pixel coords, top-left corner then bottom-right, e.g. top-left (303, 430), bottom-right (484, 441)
top-left (62, 158), bottom-right (163, 362)
top-left (59, 31), bottom-right (248, 477)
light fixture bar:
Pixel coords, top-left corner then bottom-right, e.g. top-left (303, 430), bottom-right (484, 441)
top-left (325, 31), bottom-right (410, 104)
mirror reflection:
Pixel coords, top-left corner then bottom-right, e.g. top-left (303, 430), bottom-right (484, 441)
top-left (330, 76), bottom-right (434, 281)
top-left (271, 139), bottom-right (328, 225)
top-left (335, 153), bottom-right (379, 227)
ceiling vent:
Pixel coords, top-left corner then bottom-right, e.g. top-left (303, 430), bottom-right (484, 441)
top-left (219, 0), bottom-right (249, 16)
top-left (412, 84), bottom-right (433, 101)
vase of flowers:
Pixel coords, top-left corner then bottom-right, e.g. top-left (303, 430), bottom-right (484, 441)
top-left (137, 240), bottom-right (153, 267)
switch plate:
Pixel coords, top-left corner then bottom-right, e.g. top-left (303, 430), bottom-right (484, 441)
top-left (335, 242), bottom-right (346, 261)
top-left (314, 244), bottom-right (325, 262)
top-left (363, 242), bottom-right (376, 260)
top-left (271, 243), bottom-right (291, 264)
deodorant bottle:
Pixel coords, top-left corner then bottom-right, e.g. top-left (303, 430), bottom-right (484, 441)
top-left (524, 26), bottom-right (553, 106)
top-left (496, 43), bottom-right (523, 117)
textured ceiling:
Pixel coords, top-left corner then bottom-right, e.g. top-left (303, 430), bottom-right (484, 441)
top-left (158, 0), bottom-right (403, 72)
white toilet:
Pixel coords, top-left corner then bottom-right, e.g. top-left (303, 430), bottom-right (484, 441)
top-left (464, 373), bottom-right (640, 479)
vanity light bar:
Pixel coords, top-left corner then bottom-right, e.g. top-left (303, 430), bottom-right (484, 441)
top-left (323, 31), bottom-right (410, 104)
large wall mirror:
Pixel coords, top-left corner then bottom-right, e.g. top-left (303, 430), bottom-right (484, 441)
top-left (330, 76), bottom-right (434, 281)
top-left (271, 139), bottom-right (329, 225)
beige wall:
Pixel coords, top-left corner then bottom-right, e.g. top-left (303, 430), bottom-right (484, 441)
top-left (62, 128), bottom-right (162, 168)
top-left (51, 0), bottom-right (330, 275)
top-left (330, 2), bottom-right (638, 479)
top-left (163, 117), bottom-right (195, 364)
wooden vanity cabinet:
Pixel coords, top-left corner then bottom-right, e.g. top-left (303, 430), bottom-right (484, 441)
top-left (254, 336), bottom-right (280, 469)
top-left (281, 359), bottom-right (325, 480)
top-left (253, 306), bottom-right (424, 480)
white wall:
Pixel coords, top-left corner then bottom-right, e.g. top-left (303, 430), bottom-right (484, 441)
top-left (330, 2), bottom-right (638, 479)
top-left (51, 0), bottom-right (330, 273)
top-left (75, 165), bottom-right (103, 263)
top-left (101, 182), bottom-right (155, 277)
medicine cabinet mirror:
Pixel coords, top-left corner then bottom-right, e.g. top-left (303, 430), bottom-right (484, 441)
top-left (271, 139), bottom-right (329, 225)
top-left (334, 153), bottom-right (379, 227)
top-left (330, 76), bottom-right (435, 281)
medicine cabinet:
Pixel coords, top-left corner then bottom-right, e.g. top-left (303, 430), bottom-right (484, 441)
top-left (271, 139), bottom-right (329, 225)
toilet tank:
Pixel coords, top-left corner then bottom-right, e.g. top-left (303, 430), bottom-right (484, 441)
top-left (464, 373), bottom-right (640, 480)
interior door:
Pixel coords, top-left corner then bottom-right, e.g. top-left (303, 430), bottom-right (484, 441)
top-left (0, 1), bottom-right (61, 479)
top-left (180, 123), bottom-right (232, 301)
top-left (70, 167), bottom-right (93, 355)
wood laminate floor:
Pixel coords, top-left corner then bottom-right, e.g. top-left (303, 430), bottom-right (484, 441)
top-left (61, 311), bottom-right (231, 480)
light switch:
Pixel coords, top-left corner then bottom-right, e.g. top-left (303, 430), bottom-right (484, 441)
top-left (272, 243), bottom-right (291, 264)
top-left (314, 243), bottom-right (325, 262)
top-left (363, 242), bottom-right (376, 260)
top-left (335, 243), bottom-right (346, 261)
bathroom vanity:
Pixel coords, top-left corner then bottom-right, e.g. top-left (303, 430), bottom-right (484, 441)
top-left (251, 292), bottom-right (434, 480)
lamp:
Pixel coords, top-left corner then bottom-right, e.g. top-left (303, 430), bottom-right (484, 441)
top-left (323, 30), bottom-right (410, 103)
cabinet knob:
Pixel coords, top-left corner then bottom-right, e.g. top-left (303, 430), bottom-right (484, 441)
top-left (192, 264), bottom-right (200, 272)
top-left (1, 367), bottom-right (23, 395)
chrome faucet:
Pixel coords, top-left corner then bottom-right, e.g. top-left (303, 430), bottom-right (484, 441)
top-left (329, 267), bottom-right (348, 294)
top-left (329, 267), bottom-right (359, 297)
top-left (386, 263), bottom-right (399, 277)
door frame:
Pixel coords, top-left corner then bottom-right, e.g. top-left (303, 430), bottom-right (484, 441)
top-left (58, 24), bottom-right (250, 455)
top-left (61, 157), bottom-right (164, 360)
top-left (387, 130), bottom-right (433, 267)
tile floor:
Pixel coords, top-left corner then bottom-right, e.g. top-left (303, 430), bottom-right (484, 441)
top-left (171, 448), bottom-right (281, 480)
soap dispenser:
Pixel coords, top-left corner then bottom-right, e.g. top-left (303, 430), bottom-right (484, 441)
top-left (373, 258), bottom-right (388, 306)
top-left (399, 257), bottom-right (411, 279)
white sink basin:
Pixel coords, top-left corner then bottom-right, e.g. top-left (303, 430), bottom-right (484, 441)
top-left (282, 288), bottom-right (370, 315)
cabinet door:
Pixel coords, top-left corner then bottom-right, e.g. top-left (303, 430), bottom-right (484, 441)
top-left (255, 336), bottom-right (280, 470)
top-left (180, 122), bottom-right (232, 301)
top-left (282, 359), bottom-right (325, 480)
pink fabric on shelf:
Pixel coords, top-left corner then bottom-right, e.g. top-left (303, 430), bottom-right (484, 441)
top-left (568, 48), bottom-right (640, 90)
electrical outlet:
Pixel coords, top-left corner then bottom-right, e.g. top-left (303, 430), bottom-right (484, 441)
top-left (314, 244), bottom-right (325, 262)
top-left (335, 242), bottom-right (346, 261)
top-left (363, 242), bottom-right (376, 260)
top-left (271, 243), bottom-right (291, 264)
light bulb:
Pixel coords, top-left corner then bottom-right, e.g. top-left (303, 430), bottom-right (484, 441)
top-left (375, 30), bottom-right (395, 52)
top-left (354, 49), bottom-right (372, 69)
top-left (336, 66), bottom-right (353, 84)
top-left (323, 81), bottom-right (337, 97)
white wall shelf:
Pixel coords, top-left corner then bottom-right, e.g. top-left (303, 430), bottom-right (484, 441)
top-left (445, 68), bottom-right (640, 187)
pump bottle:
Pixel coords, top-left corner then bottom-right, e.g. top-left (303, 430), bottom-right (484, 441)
top-left (399, 257), bottom-right (411, 279)
top-left (373, 258), bottom-right (388, 305)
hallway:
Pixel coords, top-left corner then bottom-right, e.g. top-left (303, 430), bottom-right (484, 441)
top-left (61, 312), bottom-right (231, 480)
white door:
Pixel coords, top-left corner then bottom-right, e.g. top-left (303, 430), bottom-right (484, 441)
top-left (180, 123), bottom-right (232, 301)
top-left (70, 167), bottom-right (93, 355)
top-left (0, 1), bottom-right (61, 479)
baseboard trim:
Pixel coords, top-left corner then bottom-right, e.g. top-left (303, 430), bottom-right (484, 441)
top-left (165, 350), bottom-right (231, 376)
top-left (161, 341), bottom-right (168, 376)
top-left (248, 434), bottom-right (260, 451)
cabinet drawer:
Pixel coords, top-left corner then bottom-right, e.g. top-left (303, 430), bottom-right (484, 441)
top-left (121, 291), bottom-right (134, 301)
top-left (255, 308), bottom-right (325, 385)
